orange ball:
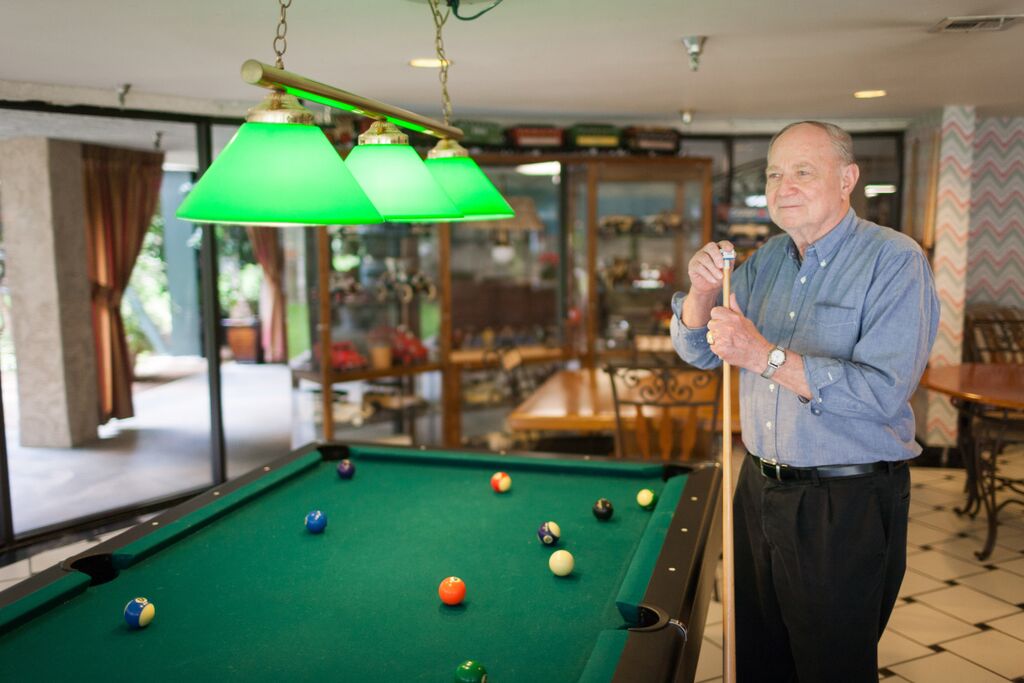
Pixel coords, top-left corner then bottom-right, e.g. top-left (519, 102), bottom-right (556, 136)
top-left (490, 471), bottom-right (512, 493)
top-left (438, 576), bottom-right (466, 605)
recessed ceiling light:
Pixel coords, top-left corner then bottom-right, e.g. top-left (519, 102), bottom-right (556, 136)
top-left (409, 58), bottom-right (451, 68)
top-left (853, 90), bottom-right (887, 99)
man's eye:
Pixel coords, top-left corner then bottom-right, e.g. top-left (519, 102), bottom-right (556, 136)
top-left (767, 173), bottom-right (781, 180)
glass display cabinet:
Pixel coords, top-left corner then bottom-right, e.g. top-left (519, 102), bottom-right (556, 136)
top-left (567, 158), bottom-right (713, 366)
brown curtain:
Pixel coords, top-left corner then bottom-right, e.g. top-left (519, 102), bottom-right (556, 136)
top-left (82, 144), bottom-right (164, 423)
top-left (246, 226), bottom-right (288, 362)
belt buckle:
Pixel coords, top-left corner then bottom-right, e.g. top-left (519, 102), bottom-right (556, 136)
top-left (762, 457), bottom-right (783, 481)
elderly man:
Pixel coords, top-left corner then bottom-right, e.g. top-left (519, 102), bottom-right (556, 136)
top-left (671, 121), bottom-right (939, 681)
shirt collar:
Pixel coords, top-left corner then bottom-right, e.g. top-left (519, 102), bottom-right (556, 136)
top-left (785, 208), bottom-right (856, 265)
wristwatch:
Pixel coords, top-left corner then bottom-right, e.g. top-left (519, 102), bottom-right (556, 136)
top-left (761, 346), bottom-right (786, 379)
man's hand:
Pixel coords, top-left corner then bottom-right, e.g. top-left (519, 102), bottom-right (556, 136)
top-left (687, 240), bottom-right (737, 296)
top-left (707, 294), bottom-right (773, 372)
top-left (681, 240), bottom-right (736, 328)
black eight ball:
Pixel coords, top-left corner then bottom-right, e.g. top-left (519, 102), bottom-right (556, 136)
top-left (593, 498), bottom-right (614, 520)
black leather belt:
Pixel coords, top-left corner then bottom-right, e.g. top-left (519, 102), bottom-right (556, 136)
top-left (749, 454), bottom-right (907, 482)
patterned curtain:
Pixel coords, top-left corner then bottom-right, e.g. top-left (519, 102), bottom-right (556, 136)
top-left (246, 226), bottom-right (288, 362)
top-left (82, 144), bottom-right (164, 422)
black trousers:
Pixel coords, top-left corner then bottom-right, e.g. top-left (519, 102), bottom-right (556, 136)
top-left (734, 456), bottom-right (911, 683)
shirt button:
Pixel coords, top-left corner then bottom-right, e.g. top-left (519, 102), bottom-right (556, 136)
top-left (812, 408), bottom-right (822, 416)
top-left (800, 276), bottom-right (807, 284)
top-left (789, 311), bottom-right (795, 319)
top-left (769, 383), bottom-right (776, 392)
top-left (766, 421), bottom-right (773, 430)
top-left (820, 260), bottom-right (827, 267)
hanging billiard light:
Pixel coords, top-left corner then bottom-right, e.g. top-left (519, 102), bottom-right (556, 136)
top-left (420, 0), bottom-right (514, 222)
top-left (425, 139), bottom-right (515, 221)
top-left (344, 120), bottom-right (463, 222)
top-left (176, 0), bottom-right (381, 226)
top-left (176, 91), bottom-right (382, 226)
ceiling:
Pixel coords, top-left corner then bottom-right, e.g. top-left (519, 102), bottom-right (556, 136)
top-left (1, 0), bottom-right (1023, 137)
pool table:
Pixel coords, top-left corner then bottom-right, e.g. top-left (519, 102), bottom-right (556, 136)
top-left (0, 443), bottom-right (721, 682)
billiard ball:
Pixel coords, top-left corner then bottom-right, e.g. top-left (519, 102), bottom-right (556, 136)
top-left (454, 660), bottom-right (488, 683)
top-left (537, 521), bottom-right (561, 545)
top-left (636, 488), bottom-right (657, 510)
top-left (336, 459), bottom-right (356, 479)
top-left (438, 576), bottom-right (467, 606)
top-left (549, 549), bottom-right (575, 577)
top-left (305, 509), bottom-right (327, 533)
top-left (490, 471), bottom-right (511, 493)
top-left (593, 498), bottom-right (614, 520)
top-left (123, 597), bottom-right (155, 629)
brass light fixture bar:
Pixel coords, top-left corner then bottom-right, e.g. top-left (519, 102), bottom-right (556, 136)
top-left (241, 59), bottom-right (464, 141)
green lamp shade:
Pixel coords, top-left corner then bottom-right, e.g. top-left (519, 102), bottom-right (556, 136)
top-left (344, 144), bottom-right (462, 222)
top-left (176, 122), bottom-right (382, 226)
top-left (425, 156), bottom-right (515, 221)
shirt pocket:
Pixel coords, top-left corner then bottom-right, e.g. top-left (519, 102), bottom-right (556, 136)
top-left (813, 303), bottom-right (857, 328)
top-left (807, 303), bottom-right (859, 357)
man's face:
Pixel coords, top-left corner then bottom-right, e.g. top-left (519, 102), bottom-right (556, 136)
top-left (765, 124), bottom-right (858, 236)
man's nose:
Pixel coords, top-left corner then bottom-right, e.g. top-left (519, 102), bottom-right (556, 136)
top-left (777, 176), bottom-right (799, 195)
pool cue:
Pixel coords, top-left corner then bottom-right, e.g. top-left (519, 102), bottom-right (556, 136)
top-left (721, 249), bottom-right (737, 683)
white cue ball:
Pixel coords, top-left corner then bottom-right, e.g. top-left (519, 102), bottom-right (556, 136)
top-left (549, 549), bottom-right (575, 577)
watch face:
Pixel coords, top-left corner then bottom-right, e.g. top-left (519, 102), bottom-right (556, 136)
top-left (769, 348), bottom-right (786, 366)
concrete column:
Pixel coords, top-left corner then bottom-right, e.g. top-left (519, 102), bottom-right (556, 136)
top-left (0, 137), bottom-right (99, 447)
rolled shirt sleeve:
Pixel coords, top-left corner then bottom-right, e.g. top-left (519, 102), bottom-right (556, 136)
top-left (669, 291), bottom-right (721, 369)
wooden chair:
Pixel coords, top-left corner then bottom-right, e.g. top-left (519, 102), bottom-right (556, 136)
top-left (604, 364), bottom-right (722, 461)
top-left (964, 306), bottom-right (1024, 364)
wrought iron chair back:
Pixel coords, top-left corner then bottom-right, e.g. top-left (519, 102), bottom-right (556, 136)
top-left (604, 364), bottom-right (722, 461)
top-left (965, 309), bottom-right (1024, 364)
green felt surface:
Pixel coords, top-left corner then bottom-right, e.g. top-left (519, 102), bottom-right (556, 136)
top-left (0, 449), bottom-right (685, 682)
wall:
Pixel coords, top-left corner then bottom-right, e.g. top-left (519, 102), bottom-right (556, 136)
top-left (904, 109), bottom-right (1024, 447)
top-left (967, 117), bottom-right (1024, 309)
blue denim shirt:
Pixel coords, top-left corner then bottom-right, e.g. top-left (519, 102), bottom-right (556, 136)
top-left (670, 209), bottom-right (939, 467)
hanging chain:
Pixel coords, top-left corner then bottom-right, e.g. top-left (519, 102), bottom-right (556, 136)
top-left (273, 0), bottom-right (293, 69)
top-left (428, 0), bottom-right (453, 126)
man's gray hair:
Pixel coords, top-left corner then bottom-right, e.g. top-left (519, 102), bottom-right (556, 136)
top-left (769, 121), bottom-right (856, 165)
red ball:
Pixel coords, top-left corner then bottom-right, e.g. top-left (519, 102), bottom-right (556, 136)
top-left (438, 576), bottom-right (466, 606)
top-left (490, 471), bottom-right (511, 493)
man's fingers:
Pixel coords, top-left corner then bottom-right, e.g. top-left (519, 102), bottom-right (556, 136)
top-left (710, 305), bottom-right (736, 320)
top-left (729, 293), bottom-right (743, 314)
top-left (704, 243), bottom-right (724, 269)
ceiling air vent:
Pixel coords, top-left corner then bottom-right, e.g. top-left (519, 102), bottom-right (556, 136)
top-left (929, 15), bottom-right (1024, 33)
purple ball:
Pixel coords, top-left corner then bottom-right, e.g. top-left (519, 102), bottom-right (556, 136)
top-left (337, 459), bottom-right (356, 479)
top-left (537, 521), bottom-right (561, 546)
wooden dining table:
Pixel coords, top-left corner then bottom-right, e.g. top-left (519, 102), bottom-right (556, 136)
top-left (507, 367), bottom-right (741, 434)
top-left (920, 363), bottom-right (1024, 560)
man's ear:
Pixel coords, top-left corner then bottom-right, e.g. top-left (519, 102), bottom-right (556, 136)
top-left (840, 163), bottom-right (860, 197)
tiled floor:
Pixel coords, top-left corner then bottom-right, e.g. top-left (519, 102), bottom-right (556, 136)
top-left (695, 449), bottom-right (1024, 682)
top-left (2, 453), bottom-right (1023, 680)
